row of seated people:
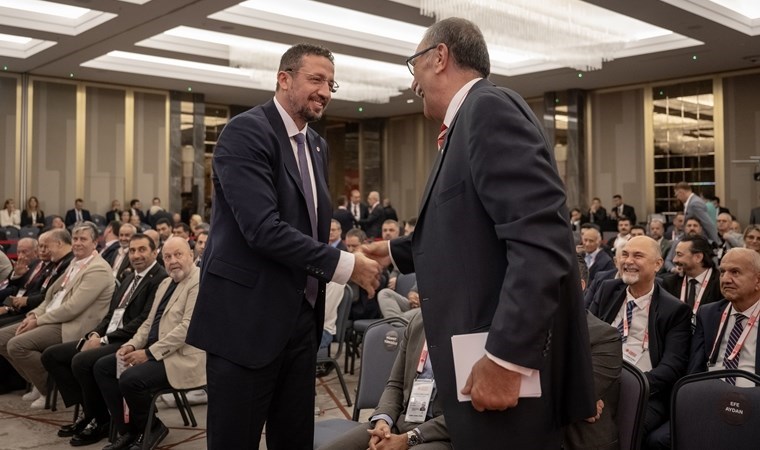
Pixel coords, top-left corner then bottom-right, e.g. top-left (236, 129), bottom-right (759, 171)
top-left (331, 190), bottom-right (402, 240)
top-left (0, 224), bottom-right (206, 450)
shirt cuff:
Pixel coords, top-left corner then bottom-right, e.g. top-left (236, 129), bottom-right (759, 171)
top-left (370, 413), bottom-right (394, 429)
top-left (331, 251), bottom-right (354, 285)
top-left (485, 351), bottom-right (535, 377)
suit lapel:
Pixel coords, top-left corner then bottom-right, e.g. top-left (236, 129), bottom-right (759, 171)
top-left (604, 284), bottom-right (627, 324)
top-left (262, 101), bottom-right (306, 202)
top-left (648, 286), bottom-right (661, 365)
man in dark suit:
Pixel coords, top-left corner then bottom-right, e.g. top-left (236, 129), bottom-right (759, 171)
top-left (99, 221), bottom-right (122, 266)
top-left (357, 191), bottom-right (385, 239)
top-left (185, 44), bottom-right (382, 450)
top-left (64, 198), bottom-right (92, 228)
top-left (361, 18), bottom-right (594, 448)
top-left (581, 227), bottom-right (615, 283)
top-left (610, 194), bottom-right (637, 225)
top-left (129, 199), bottom-right (146, 225)
top-left (648, 247), bottom-right (760, 449)
top-left (328, 219), bottom-right (346, 251)
top-left (662, 235), bottom-right (721, 314)
top-left (589, 236), bottom-right (692, 447)
top-left (349, 189), bottom-right (368, 225)
top-left (318, 311), bottom-right (449, 450)
top-left (750, 206), bottom-right (760, 225)
top-left (332, 195), bottom-right (354, 240)
top-left (41, 233), bottom-right (167, 446)
top-left (104, 199), bottom-right (121, 224)
top-left (582, 197), bottom-right (608, 227)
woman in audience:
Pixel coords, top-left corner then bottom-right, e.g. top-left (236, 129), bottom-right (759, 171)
top-left (20, 196), bottom-right (45, 229)
top-left (0, 199), bottom-right (20, 229)
top-left (120, 209), bottom-right (132, 224)
top-left (743, 225), bottom-right (760, 254)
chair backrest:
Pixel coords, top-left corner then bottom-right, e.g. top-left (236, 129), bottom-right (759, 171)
top-left (617, 361), bottom-right (649, 450)
top-left (353, 317), bottom-right (408, 420)
top-left (671, 369), bottom-right (760, 450)
top-left (331, 285), bottom-right (353, 360)
top-left (18, 227), bottom-right (39, 238)
top-left (3, 227), bottom-right (19, 239)
top-left (91, 214), bottom-right (106, 226)
top-left (395, 272), bottom-right (416, 298)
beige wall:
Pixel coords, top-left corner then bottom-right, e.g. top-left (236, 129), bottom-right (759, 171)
top-left (0, 75), bottom-right (19, 205)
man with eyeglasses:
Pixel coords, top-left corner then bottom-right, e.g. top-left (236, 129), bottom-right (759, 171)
top-left (186, 43), bottom-right (383, 450)
top-left (360, 18), bottom-right (594, 449)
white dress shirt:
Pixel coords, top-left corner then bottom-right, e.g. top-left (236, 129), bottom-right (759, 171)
top-left (615, 285), bottom-right (655, 372)
top-left (710, 299), bottom-right (760, 387)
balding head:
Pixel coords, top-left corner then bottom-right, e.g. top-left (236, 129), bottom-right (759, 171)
top-left (16, 237), bottom-right (38, 263)
top-left (717, 213), bottom-right (733, 234)
top-left (619, 236), bottom-right (663, 294)
top-left (161, 236), bottom-right (194, 282)
top-left (719, 248), bottom-right (760, 311)
top-left (581, 227), bottom-right (602, 254)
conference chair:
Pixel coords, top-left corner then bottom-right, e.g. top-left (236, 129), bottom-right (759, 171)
top-left (141, 386), bottom-right (206, 449)
top-left (671, 369), bottom-right (760, 450)
top-left (314, 317), bottom-right (408, 449)
top-left (316, 285), bottom-right (353, 406)
top-left (18, 226), bottom-right (39, 238)
top-left (617, 361), bottom-right (649, 450)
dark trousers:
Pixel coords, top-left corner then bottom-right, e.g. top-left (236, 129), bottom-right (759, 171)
top-left (41, 340), bottom-right (121, 422)
top-left (93, 354), bottom-right (171, 435)
top-left (206, 298), bottom-right (317, 450)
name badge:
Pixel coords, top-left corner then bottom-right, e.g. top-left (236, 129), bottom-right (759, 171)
top-left (623, 345), bottom-right (646, 366)
top-left (405, 378), bottom-right (435, 423)
top-left (47, 289), bottom-right (67, 312)
top-left (106, 308), bottom-right (126, 334)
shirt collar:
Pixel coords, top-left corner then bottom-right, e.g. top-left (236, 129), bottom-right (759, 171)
top-left (626, 284), bottom-right (655, 309)
top-left (691, 267), bottom-right (710, 285)
top-left (443, 78), bottom-right (482, 128)
top-left (273, 96), bottom-right (308, 139)
top-left (135, 260), bottom-right (157, 278)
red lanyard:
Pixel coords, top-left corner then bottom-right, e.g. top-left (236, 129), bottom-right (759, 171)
top-left (60, 252), bottom-right (96, 289)
top-left (622, 301), bottom-right (651, 351)
top-left (416, 340), bottom-right (428, 374)
top-left (709, 302), bottom-right (760, 363)
top-left (679, 268), bottom-right (712, 314)
top-left (23, 262), bottom-right (45, 289)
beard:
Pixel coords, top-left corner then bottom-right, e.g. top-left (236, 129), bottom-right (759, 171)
top-left (621, 272), bottom-right (640, 285)
top-left (288, 91), bottom-right (325, 124)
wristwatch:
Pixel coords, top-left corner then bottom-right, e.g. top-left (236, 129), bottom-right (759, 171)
top-left (406, 429), bottom-right (423, 447)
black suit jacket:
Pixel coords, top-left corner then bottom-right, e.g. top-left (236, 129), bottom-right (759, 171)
top-left (661, 269), bottom-right (721, 311)
top-left (584, 268), bottom-right (618, 308)
top-left (100, 241), bottom-right (120, 266)
top-left (187, 99), bottom-right (339, 368)
top-left (105, 210), bottom-right (120, 223)
top-left (64, 209), bottom-right (92, 227)
top-left (589, 250), bottom-right (615, 283)
top-left (689, 299), bottom-right (760, 374)
top-left (332, 208), bottom-right (354, 240)
top-left (610, 204), bottom-right (636, 224)
top-left (358, 204), bottom-right (385, 239)
top-left (90, 263), bottom-right (167, 344)
top-left (589, 279), bottom-right (692, 398)
top-left (20, 210), bottom-right (45, 228)
top-left (582, 207), bottom-right (607, 226)
top-left (389, 80), bottom-right (595, 447)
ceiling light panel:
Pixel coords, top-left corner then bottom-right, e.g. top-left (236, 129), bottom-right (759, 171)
top-left (0, 31), bottom-right (55, 58)
top-left (662, 0), bottom-right (760, 35)
top-left (0, 0), bottom-right (116, 36)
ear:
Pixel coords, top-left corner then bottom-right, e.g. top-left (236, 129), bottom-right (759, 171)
top-left (276, 71), bottom-right (290, 91)
top-left (434, 43), bottom-right (449, 74)
top-left (654, 257), bottom-right (664, 273)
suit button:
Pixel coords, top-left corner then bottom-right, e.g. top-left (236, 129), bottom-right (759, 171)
top-left (296, 289), bottom-right (304, 296)
top-left (422, 298), bottom-right (429, 302)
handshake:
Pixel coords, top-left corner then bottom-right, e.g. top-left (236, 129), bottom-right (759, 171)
top-left (349, 241), bottom-right (392, 298)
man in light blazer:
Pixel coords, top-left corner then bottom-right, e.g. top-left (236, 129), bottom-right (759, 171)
top-left (0, 222), bottom-right (114, 408)
top-left (94, 237), bottom-right (204, 450)
top-left (361, 18), bottom-right (595, 449)
top-left (674, 182), bottom-right (719, 244)
top-left (318, 311), bottom-right (449, 450)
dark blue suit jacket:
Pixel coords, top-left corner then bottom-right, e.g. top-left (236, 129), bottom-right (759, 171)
top-left (187, 100), bottom-right (340, 368)
top-left (589, 250), bottom-right (615, 283)
top-left (389, 80), bottom-right (595, 447)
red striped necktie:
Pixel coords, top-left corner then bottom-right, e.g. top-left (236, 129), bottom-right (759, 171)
top-left (437, 124), bottom-right (448, 151)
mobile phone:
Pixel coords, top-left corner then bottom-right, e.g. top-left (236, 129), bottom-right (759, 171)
top-left (75, 338), bottom-right (86, 352)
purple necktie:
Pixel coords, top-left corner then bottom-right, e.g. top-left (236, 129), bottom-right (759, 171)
top-left (723, 313), bottom-right (747, 385)
top-left (294, 133), bottom-right (318, 307)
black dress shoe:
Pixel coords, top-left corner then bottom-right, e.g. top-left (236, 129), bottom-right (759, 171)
top-left (58, 417), bottom-right (89, 438)
top-left (102, 432), bottom-right (136, 450)
top-left (128, 421), bottom-right (168, 450)
top-left (70, 419), bottom-right (109, 447)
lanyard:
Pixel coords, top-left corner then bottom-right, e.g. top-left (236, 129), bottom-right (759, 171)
top-left (708, 302), bottom-right (760, 364)
top-left (60, 252), bottom-right (97, 289)
top-left (416, 340), bottom-right (428, 374)
top-left (622, 301), bottom-right (650, 351)
top-left (679, 268), bottom-right (712, 315)
top-left (22, 262), bottom-right (45, 289)
top-left (42, 257), bottom-right (67, 290)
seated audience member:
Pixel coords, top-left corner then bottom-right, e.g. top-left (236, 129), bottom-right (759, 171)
top-left (0, 251), bottom-right (11, 283)
top-left (41, 233), bottom-right (167, 446)
top-left (112, 224), bottom-right (137, 281)
top-left (129, 213), bottom-right (148, 232)
top-left (606, 218), bottom-right (632, 257)
top-left (172, 213), bottom-right (182, 227)
top-left (731, 220), bottom-right (742, 234)
top-left (715, 212), bottom-right (743, 263)
top-left (589, 236), bottom-right (692, 447)
top-left (94, 237), bottom-right (204, 450)
top-left (564, 255), bottom-right (622, 450)
top-left (377, 281), bottom-right (419, 321)
top-left (147, 206), bottom-right (172, 230)
top-left (328, 219), bottom-right (346, 251)
top-left (144, 230), bottom-right (163, 267)
top-left (570, 207), bottom-right (583, 232)
top-left (356, 191), bottom-right (385, 240)
top-left (99, 221), bottom-right (122, 266)
top-left (129, 199), bottom-right (145, 225)
top-left (0, 231), bottom-right (74, 328)
top-left (49, 215), bottom-right (66, 231)
top-left (172, 222), bottom-right (194, 249)
top-left (609, 194), bottom-right (637, 226)
top-left (320, 281), bottom-right (345, 351)
top-left (666, 212), bottom-right (685, 242)
top-left (404, 217), bottom-right (417, 236)
top-left (648, 247), bottom-right (760, 449)
top-left (0, 238), bottom-right (39, 302)
top-left (332, 195), bottom-right (353, 240)
top-left (317, 310), bottom-right (449, 450)
top-left (582, 197), bottom-right (608, 227)
top-left (20, 196), bottom-right (45, 229)
top-left (580, 226), bottom-right (615, 283)
top-left (662, 235), bottom-right (722, 317)
top-left (664, 218), bottom-right (704, 273)
top-left (744, 225), bottom-right (760, 254)
top-left (193, 230), bottom-right (208, 266)
top-left (65, 198), bottom-right (92, 228)
top-left (648, 218), bottom-right (671, 260)
top-left (630, 225), bottom-right (646, 237)
top-left (105, 199), bottom-right (122, 224)
top-left (383, 198), bottom-right (398, 222)
top-left (189, 214), bottom-right (202, 230)
top-left (119, 210), bottom-right (132, 225)
top-left (344, 229), bottom-right (387, 320)
top-left (0, 223), bottom-right (114, 408)
top-left (144, 198), bottom-right (162, 225)
top-left (382, 220), bottom-right (401, 289)
top-left (1, 198), bottom-right (21, 229)
top-left (155, 218), bottom-right (172, 248)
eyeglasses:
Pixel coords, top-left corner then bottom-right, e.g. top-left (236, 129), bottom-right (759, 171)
top-left (405, 44), bottom-right (438, 75)
top-left (285, 69), bottom-right (339, 93)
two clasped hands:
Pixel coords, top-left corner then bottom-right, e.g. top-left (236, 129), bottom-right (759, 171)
top-left (348, 241), bottom-right (523, 445)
